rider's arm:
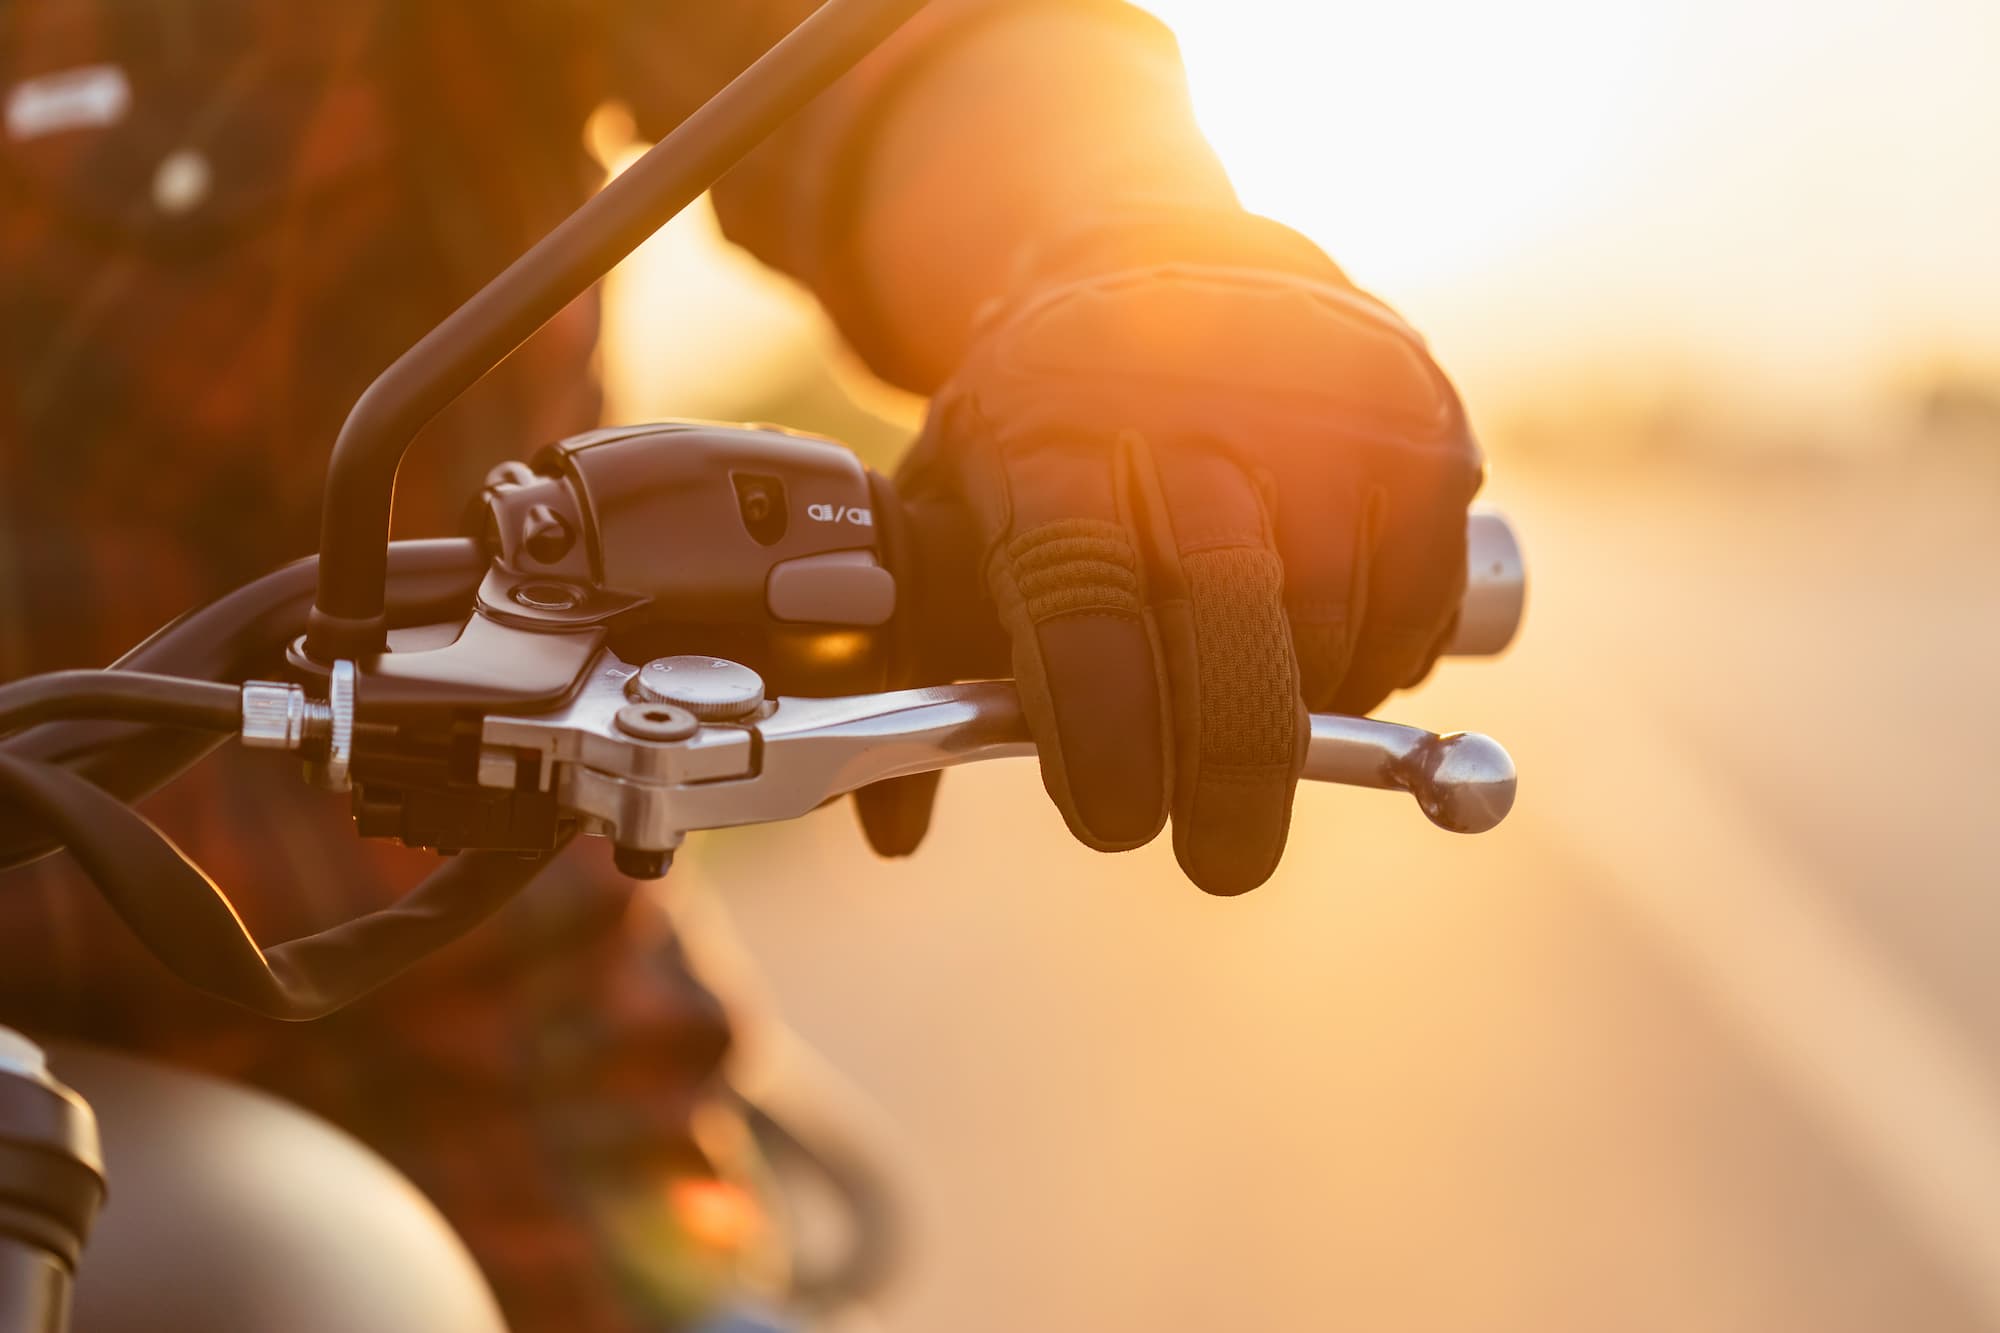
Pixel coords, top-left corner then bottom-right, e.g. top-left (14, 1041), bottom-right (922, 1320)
top-left (709, 1), bottom-right (1231, 392)
top-left (600, 1), bottom-right (1221, 393)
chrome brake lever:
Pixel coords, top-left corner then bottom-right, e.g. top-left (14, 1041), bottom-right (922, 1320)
top-left (478, 652), bottom-right (1517, 870)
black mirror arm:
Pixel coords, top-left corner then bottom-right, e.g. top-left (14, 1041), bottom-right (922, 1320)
top-left (306, 0), bottom-right (933, 662)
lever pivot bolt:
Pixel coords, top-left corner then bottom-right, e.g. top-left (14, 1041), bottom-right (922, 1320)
top-left (614, 701), bottom-right (700, 742)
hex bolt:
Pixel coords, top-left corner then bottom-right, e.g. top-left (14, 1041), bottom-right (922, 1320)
top-left (511, 581), bottom-right (583, 612)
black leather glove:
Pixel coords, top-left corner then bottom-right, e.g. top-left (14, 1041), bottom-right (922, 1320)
top-left (858, 212), bottom-right (1484, 894)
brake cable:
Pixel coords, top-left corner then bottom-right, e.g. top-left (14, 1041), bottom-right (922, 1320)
top-left (0, 539), bottom-right (485, 872)
top-left (0, 748), bottom-right (556, 1020)
top-left (0, 672), bottom-right (239, 736)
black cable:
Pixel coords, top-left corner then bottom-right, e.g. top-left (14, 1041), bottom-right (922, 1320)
top-left (0, 539), bottom-right (484, 872)
top-left (0, 542), bottom-right (543, 1015)
top-left (0, 672), bottom-right (240, 738)
top-left (0, 751), bottom-right (557, 1020)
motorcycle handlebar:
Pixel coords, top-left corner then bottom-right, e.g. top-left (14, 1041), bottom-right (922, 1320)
top-left (1444, 510), bottom-right (1527, 656)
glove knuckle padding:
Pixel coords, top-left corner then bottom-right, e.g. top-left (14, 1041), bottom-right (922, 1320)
top-left (1006, 518), bottom-right (1142, 621)
top-left (971, 266), bottom-right (1458, 442)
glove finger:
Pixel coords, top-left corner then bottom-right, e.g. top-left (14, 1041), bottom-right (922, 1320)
top-left (1269, 470), bottom-right (1387, 712)
top-left (1139, 437), bottom-right (1305, 896)
top-left (853, 771), bottom-right (942, 858)
top-left (991, 431), bottom-right (1171, 852)
top-left (1329, 474), bottom-right (1472, 715)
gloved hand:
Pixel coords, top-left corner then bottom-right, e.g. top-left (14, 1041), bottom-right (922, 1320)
top-left (858, 211), bottom-right (1484, 895)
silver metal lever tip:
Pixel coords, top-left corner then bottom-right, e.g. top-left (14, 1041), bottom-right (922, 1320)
top-left (1410, 732), bottom-right (1517, 833)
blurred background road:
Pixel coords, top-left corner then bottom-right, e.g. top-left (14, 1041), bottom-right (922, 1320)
top-left (674, 450), bottom-right (2000, 1333)
top-left (586, 0), bottom-right (2000, 1326)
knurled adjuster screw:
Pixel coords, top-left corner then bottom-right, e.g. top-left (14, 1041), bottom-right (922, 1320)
top-left (240, 682), bottom-right (335, 752)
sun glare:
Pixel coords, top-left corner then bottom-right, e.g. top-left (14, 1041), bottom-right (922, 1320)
top-left (601, 2), bottom-right (2000, 432)
top-left (1139, 0), bottom-right (2000, 413)
top-left (1139, 1), bottom-right (1673, 295)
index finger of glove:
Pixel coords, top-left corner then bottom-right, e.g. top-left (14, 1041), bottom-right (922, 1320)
top-left (987, 431), bottom-right (1172, 852)
top-left (1140, 438), bottom-right (1306, 896)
